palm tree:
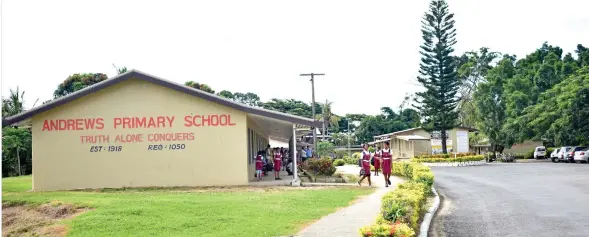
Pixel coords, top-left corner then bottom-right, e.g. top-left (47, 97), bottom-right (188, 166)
top-left (2, 87), bottom-right (26, 117)
top-left (315, 100), bottom-right (341, 138)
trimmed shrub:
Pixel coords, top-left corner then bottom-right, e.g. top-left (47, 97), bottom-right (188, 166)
top-left (333, 159), bottom-right (345, 166)
top-left (344, 155), bottom-right (359, 165)
top-left (359, 222), bottom-right (415, 237)
top-left (352, 152), bottom-right (362, 159)
top-left (410, 155), bottom-right (485, 163)
top-left (303, 158), bottom-right (336, 176)
top-left (381, 183), bottom-right (426, 229)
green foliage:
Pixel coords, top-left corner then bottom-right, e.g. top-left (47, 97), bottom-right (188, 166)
top-left (333, 159), bottom-right (345, 166)
top-left (354, 108), bottom-right (421, 144)
top-left (378, 181), bottom-right (427, 231)
top-left (2, 87), bottom-right (26, 117)
top-left (316, 141), bottom-right (335, 157)
top-left (302, 158), bottom-right (336, 176)
top-left (359, 222), bottom-right (415, 237)
top-left (414, 0), bottom-right (459, 154)
top-left (411, 156), bottom-right (485, 163)
top-left (456, 47), bottom-right (500, 128)
top-left (343, 156), bottom-right (359, 165)
top-left (352, 152), bottom-right (362, 159)
top-left (334, 149), bottom-right (348, 159)
top-left (54, 73), bottom-right (108, 98)
top-left (185, 81), bottom-right (215, 94)
top-left (262, 98), bottom-right (321, 118)
top-left (2, 127), bottom-right (32, 177)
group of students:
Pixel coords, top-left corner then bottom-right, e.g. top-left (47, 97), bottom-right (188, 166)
top-left (254, 145), bottom-right (293, 181)
top-left (358, 141), bottom-right (394, 187)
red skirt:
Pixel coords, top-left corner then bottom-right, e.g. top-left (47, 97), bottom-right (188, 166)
top-left (274, 160), bottom-right (282, 171)
top-left (373, 158), bottom-right (381, 169)
top-left (363, 165), bottom-right (371, 176)
top-left (382, 159), bottom-right (391, 175)
top-left (256, 161), bottom-right (263, 170)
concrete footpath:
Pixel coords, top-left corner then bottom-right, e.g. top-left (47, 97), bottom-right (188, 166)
top-left (295, 165), bottom-right (403, 237)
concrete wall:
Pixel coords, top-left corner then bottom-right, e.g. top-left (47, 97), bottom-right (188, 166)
top-left (32, 79), bottom-right (250, 191)
top-left (503, 140), bottom-right (544, 154)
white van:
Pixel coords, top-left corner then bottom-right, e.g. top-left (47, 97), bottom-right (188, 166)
top-left (533, 146), bottom-right (546, 159)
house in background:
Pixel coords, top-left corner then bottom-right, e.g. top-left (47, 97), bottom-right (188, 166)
top-left (371, 127), bottom-right (476, 159)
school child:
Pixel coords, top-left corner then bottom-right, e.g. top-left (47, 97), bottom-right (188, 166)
top-left (373, 146), bottom-right (381, 176)
top-left (381, 142), bottom-right (393, 187)
top-left (255, 151), bottom-right (264, 181)
top-left (273, 147), bottom-right (282, 180)
top-left (358, 144), bottom-right (372, 186)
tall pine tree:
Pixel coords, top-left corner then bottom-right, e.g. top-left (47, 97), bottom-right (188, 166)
top-left (414, 0), bottom-right (459, 154)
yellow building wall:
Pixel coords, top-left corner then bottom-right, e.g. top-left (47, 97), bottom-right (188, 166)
top-left (31, 78), bottom-right (249, 191)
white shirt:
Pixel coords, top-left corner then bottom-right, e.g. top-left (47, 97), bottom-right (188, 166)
top-left (361, 149), bottom-right (373, 158)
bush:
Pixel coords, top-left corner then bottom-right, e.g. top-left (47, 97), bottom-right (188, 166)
top-left (360, 161), bottom-right (434, 236)
top-left (410, 155), bottom-right (485, 163)
top-left (352, 152), bottom-right (362, 159)
top-left (333, 159), bottom-right (345, 166)
top-left (546, 147), bottom-right (555, 156)
top-left (344, 156), bottom-right (359, 165)
top-left (335, 149), bottom-right (348, 159)
top-left (359, 222), bottom-right (415, 237)
top-left (303, 158), bottom-right (336, 176)
top-left (381, 182), bottom-right (426, 229)
top-left (316, 141), bottom-right (335, 157)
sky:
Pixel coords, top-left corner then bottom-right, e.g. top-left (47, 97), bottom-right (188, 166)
top-left (1, 0), bottom-right (588, 116)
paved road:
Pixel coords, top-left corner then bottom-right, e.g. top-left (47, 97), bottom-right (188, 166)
top-left (430, 162), bottom-right (589, 237)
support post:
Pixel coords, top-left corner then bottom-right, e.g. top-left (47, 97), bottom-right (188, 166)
top-left (291, 124), bottom-right (301, 186)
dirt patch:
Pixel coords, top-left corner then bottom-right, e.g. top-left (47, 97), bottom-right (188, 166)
top-left (2, 201), bottom-right (90, 237)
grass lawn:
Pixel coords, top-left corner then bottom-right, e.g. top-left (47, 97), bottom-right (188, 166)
top-left (2, 176), bottom-right (373, 237)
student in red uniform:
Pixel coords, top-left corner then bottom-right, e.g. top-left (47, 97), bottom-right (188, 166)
top-left (373, 146), bottom-right (381, 176)
top-left (255, 151), bottom-right (264, 181)
top-left (273, 147), bottom-right (282, 180)
top-left (381, 141), bottom-right (393, 187)
top-left (358, 143), bottom-right (372, 186)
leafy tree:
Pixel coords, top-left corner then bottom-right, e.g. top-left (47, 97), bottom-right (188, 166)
top-left (185, 81), bottom-right (215, 94)
top-left (472, 55), bottom-right (515, 155)
top-left (54, 73), bottom-right (108, 98)
top-left (217, 90), bottom-right (235, 99)
top-left (316, 100), bottom-right (340, 135)
top-left (233, 92), bottom-right (262, 107)
top-left (2, 87), bottom-right (26, 117)
top-left (316, 141), bottom-right (335, 157)
top-left (2, 127), bottom-right (32, 177)
top-left (576, 44), bottom-right (589, 67)
top-left (112, 64), bottom-right (128, 75)
top-left (456, 47), bottom-right (500, 128)
top-left (414, 0), bottom-right (459, 154)
top-left (262, 98), bottom-right (319, 118)
top-left (330, 133), bottom-right (355, 146)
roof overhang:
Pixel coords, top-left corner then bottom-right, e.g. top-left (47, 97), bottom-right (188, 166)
top-left (396, 135), bottom-right (430, 141)
top-left (2, 70), bottom-right (322, 129)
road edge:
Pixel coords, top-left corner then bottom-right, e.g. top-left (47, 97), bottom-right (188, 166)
top-left (419, 186), bottom-right (440, 237)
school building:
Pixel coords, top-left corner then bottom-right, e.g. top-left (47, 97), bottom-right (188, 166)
top-left (2, 70), bottom-right (321, 191)
top-left (370, 127), bottom-right (476, 159)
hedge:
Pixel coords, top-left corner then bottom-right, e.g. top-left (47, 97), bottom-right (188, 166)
top-left (359, 162), bottom-right (435, 236)
top-left (344, 155), bottom-right (359, 165)
top-left (410, 155), bottom-right (485, 163)
top-left (333, 159), bottom-right (345, 166)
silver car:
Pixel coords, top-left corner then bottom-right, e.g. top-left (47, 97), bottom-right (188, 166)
top-left (556, 146), bottom-right (572, 163)
top-left (574, 147), bottom-right (589, 163)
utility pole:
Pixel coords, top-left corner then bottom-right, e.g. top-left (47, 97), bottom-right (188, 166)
top-left (347, 121), bottom-right (351, 159)
top-left (300, 73), bottom-right (324, 154)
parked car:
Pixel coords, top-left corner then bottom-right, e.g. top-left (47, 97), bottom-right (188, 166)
top-left (556, 146), bottom-right (572, 163)
top-left (533, 146), bottom-right (547, 159)
top-left (550, 148), bottom-right (560, 161)
top-left (573, 147), bottom-right (589, 163)
top-left (566, 146), bottom-right (588, 163)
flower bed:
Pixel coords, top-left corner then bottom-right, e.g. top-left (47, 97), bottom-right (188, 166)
top-left (411, 155), bottom-right (485, 163)
top-left (359, 162), bottom-right (434, 237)
top-left (300, 158), bottom-right (347, 183)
